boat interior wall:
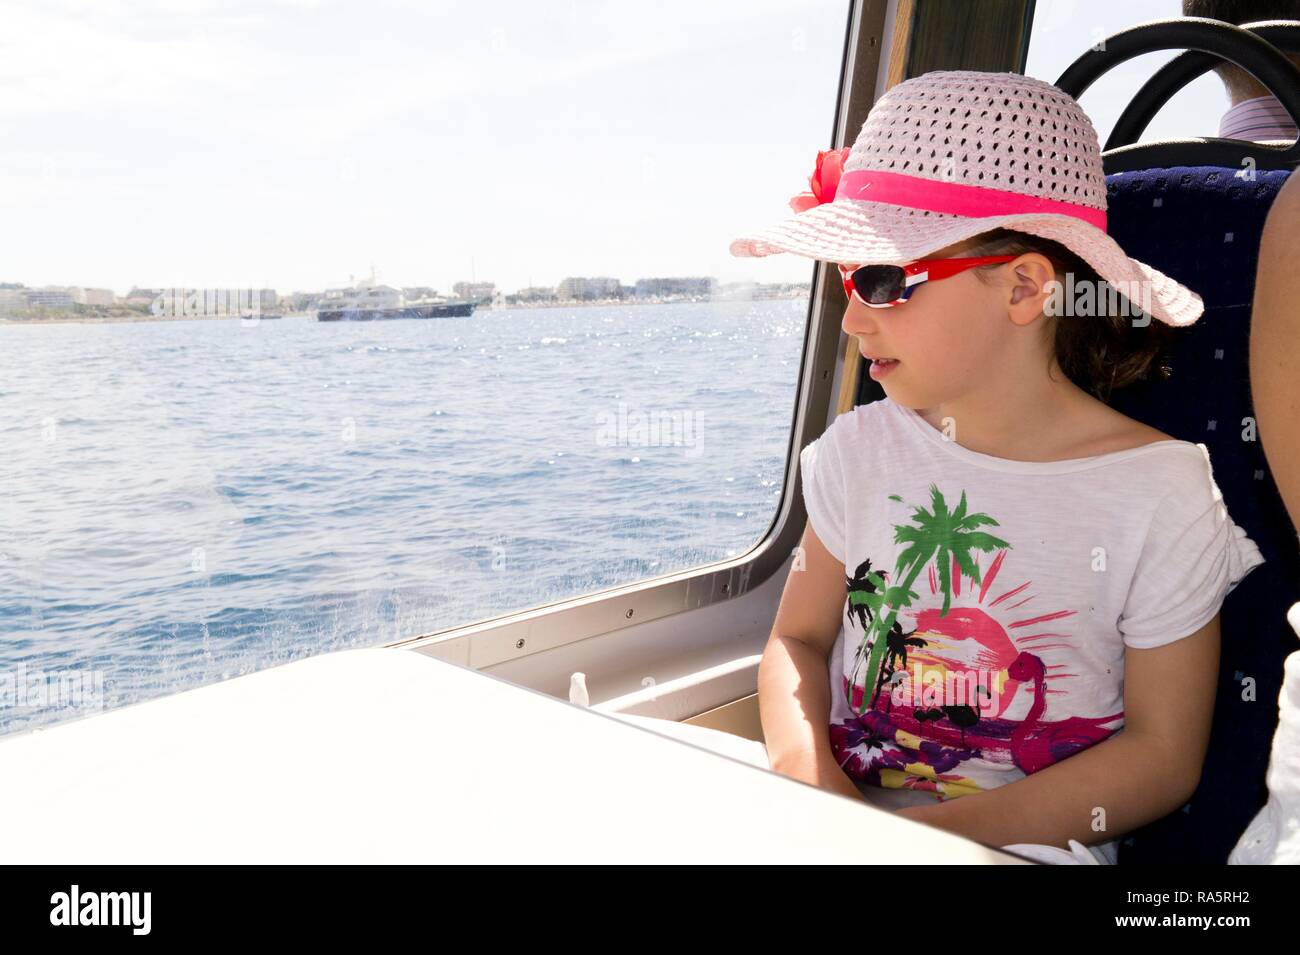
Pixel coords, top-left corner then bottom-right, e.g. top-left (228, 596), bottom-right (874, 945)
top-left (903, 0), bottom-right (1034, 75)
top-left (681, 693), bottom-right (765, 743)
top-left (481, 553), bottom-right (792, 723)
top-left (591, 655), bottom-right (763, 723)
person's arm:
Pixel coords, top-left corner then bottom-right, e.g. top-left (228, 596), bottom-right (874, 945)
top-left (1250, 170), bottom-right (1300, 532)
top-left (895, 614), bottom-right (1220, 849)
top-left (759, 520), bottom-right (865, 802)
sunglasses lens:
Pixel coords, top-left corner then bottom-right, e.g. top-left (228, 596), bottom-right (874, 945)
top-left (851, 265), bottom-right (906, 305)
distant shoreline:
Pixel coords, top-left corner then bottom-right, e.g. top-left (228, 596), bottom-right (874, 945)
top-left (0, 292), bottom-right (810, 326)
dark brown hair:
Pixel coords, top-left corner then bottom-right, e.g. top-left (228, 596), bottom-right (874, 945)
top-left (961, 228), bottom-right (1177, 403)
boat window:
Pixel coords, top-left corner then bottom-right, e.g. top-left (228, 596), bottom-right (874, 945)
top-left (1025, 0), bottom-right (1230, 142)
top-left (0, 1), bottom-right (849, 734)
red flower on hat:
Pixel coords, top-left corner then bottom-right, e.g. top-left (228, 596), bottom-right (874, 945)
top-left (788, 147), bottom-right (851, 212)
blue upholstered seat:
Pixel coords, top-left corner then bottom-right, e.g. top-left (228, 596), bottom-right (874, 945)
top-left (1103, 165), bottom-right (1298, 863)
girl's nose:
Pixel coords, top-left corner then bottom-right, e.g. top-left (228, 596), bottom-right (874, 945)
top-left (841, 297), bottom-right (880, 337)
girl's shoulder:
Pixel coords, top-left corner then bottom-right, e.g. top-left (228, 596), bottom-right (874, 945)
top-left (1066, 404), bottom-right (1177, 458)
top-left (1066, 406), bottom-right (1219, 484)
top-left (831, 397), bottom-right (893, 431)
top-left (821, 399), bottom-right (897, 451)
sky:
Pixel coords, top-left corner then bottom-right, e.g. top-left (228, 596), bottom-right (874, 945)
top-left (0, 0), bottom-right (1231, 296)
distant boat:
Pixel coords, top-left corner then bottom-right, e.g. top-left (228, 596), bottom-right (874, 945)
top-left (315, 284), bottom-right (477, 322)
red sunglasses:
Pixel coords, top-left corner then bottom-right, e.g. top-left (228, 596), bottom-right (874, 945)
top-left (838, 256), bottom-right (1016, 308)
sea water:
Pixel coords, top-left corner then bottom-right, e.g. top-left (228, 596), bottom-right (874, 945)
top-left (0, 299), bottom-right (808, 734)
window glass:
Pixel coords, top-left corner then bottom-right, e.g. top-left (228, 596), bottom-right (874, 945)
top-left (0, 0), bottom-right (850, 734)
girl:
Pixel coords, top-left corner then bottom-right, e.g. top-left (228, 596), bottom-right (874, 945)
top-left (617, 69), bottom-right (1266, 866)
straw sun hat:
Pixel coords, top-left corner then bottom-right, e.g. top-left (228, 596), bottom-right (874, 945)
top-left (729, 70), bottom-right (1204, 326)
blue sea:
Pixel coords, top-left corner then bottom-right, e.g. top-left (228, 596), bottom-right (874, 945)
top-left (0, 300), bottom-right (808, 735)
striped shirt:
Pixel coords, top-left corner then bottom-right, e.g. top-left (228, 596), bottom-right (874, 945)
top-left (1219, 94), bottom-right (1298, 142)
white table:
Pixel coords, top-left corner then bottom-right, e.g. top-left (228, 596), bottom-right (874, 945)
top-left (0, 647), bottom-right (1025, 863)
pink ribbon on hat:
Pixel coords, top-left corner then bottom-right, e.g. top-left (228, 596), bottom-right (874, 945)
top-left (832, 168), bottom-right (1107, 231)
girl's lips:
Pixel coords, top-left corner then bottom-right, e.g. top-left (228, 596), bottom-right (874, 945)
top-left (867, 357), bottom-right (900, 380)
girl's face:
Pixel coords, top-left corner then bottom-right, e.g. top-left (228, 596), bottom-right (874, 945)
top-left (839, 243), bottom-right (1049, 409)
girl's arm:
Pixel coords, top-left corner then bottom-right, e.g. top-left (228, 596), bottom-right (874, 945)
top-left (895, 614), bottom-right (1221, 850)
top-left (759, 521), bottom-right (866, 802)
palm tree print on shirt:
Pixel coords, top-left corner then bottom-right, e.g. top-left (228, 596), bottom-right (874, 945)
top-left (847, 484), bottom-right (1010, 715)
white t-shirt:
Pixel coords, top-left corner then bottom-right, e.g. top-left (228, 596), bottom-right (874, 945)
top-left (799, 396), bottom-right (1266, 861)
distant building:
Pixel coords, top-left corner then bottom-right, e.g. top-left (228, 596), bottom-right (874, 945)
top-left (25, 288), bottom-right (74, 308)
top-left (70, 287), bottom-right (115, 307)
top-left (452, 281), bottom-right (495, 303)
top-left (125, 288), bottom-right (162, 308)
top-left (633, 277), bottom-right (716, 299)
top-left (557, 277), bottom-right (621, 301)
top-left (712, 280), bottom-right (812, 301)
top-left (507, 286), bottom-right (557, 305)
top-left (0, 287), bottom-right (25, 313)
top-left (283, 291), bottom-right (317, 312)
